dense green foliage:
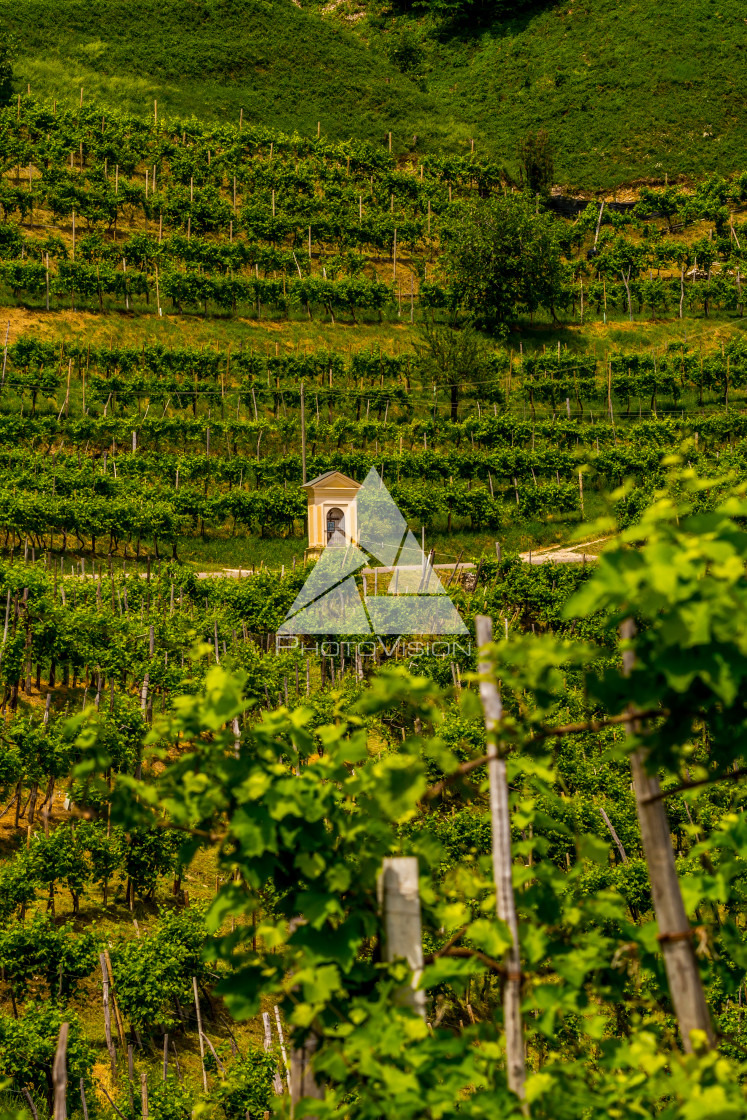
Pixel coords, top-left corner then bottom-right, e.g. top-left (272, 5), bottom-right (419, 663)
top-left (0, 34), bottom-right (11, 108)
top-left (61, 471), bottom-right (745, 1117)
top-left (2, 13), bottom-right (747, 1116)
top-left (2, 98), bottom-right (747, 334)
top-left (0, 454), bottom-right (746, 1115)
top-left (442, 194), bottom-right (566, 331)
top-left (3, 0), bottom-right (747, 183)
top-left (0, 0), bottom-right (464, 151)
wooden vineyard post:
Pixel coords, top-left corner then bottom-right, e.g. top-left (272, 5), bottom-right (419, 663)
top-left (171, 1041), bottom-right (182, 1082)
top-left (475, 616), bottom-right (527, 1109)
top-left (1, 321), bottom-right (9, 388)
top-left (140, 1074), bottom-right (148, 1120)
top-left (300, 379), bottom-right (307, 484)
top-left (599, 807), bottom-right (628, 864)
top-left (155, 264), bottom-right (162, 317)
top-left (53, 1022), bottom-right (68, 1120)
top-left (273, 1006), bottom-right (292, 1093)
top-left (22, 1090), bottom-right (38, 1120)
top-left (290, 1033), bottom-right (323, 1113)
top-left (620, 618), bottom-right (716, 1051)
top-left (578, 472), bottom-right (584, 518)
top-left (103, 949), bottom-right (127, 1050)
top-left (283, 963), bottom-right (320, 1112)
top-left (377, 857), bottom-right (426, 1019)
top-left (263, 1011), bottom-right (285, 1094)
top-left (192, 976), bottom-right (209, 1091)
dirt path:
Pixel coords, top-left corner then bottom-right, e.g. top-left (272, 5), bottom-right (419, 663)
top-left (519, 536), bottom-right (612, 565)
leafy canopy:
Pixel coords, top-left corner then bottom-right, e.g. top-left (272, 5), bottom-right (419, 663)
top-left (442, 193), bottom-right (567, 332)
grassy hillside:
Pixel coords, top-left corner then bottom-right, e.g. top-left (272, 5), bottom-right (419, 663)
top-left (0, 0), bottom-right (471, 150)
top-left (3, 0), bottom-right (747, 187)
top-left (411, 0), bottom-right (747, 188)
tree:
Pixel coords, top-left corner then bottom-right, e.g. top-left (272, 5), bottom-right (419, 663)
top-left (518, 129), bottom-right (554, 197)
top-left (412, 321), bottom-right (489, 421)
top-left (0, 33), bottom-right (11, 107)
top-left (597, 236), bottom-right (646, 321)
top-left (386, 27), bottom-right (425, 76)
top-left (442, 193), bottom-right (567, 332)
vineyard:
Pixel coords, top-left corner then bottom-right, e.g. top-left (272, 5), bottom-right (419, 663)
top-left (2, 98), bottom-right (747, 325)
top-left (0, 88), bottom-right (746, 1120)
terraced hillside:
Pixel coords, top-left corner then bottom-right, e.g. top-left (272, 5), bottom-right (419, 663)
top-left (3, 0), bottom-right (747, 185)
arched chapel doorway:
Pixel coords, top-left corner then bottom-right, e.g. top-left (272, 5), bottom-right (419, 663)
top-left (326, 507), bottom-right (346, 546)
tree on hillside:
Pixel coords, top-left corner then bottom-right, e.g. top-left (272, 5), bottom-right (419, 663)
top-left (412, 321), bottom-right (489, 422)
top-left (442, 193), bottom-right (567, 332)
top-left (518, 128), bottom-right (554, 197)
top-left (0, 34), bottom-right (12, 106)
top-left (596, 236), bottom-right (646, 321)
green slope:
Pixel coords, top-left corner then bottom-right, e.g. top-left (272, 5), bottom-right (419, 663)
top-left (4, 0), bottom-right (747, 187)
top-left (378, 0), bottom-right (747, 187)
top-left (0, 0), bottom-right (471, 149)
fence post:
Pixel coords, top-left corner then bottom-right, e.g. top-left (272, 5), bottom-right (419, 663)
top-left (53, 1022), bottom-right (68, 1120)
top-left (290, 1032), bottom-right (324, 1112)
top-left (263, 1011), bottom-right (284, 1095)
top-left (22, 1089), bottom-right (38, 1120)
top-left (140, 1074), bottom-right (148, 1120)
top-left (377, 857), bottom-right (426, 1019)
top-left (99, 953), bottom-right (116, 1075)
top-left (103, 948), bottom-right (127, 1051)
top-left (273, 1006), bottom-right (292, 1094)
top-left (621, 618), bottom-right (715, 1050)
top-left (192, 976), bottom-right (208, 1092)
top-left (79, 1080), bottom-right (88, 1120)
top-left (475, 616), bottom-right (527, 1108)
top-left (285, 917), bottom-right (323, 1111)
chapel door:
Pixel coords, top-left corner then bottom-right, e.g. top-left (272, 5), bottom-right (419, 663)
top-left (326, 507), bottom-right (345, 546)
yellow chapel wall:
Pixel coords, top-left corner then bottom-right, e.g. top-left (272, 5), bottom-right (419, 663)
top-left (306, 483), bottom-right (360, 549)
